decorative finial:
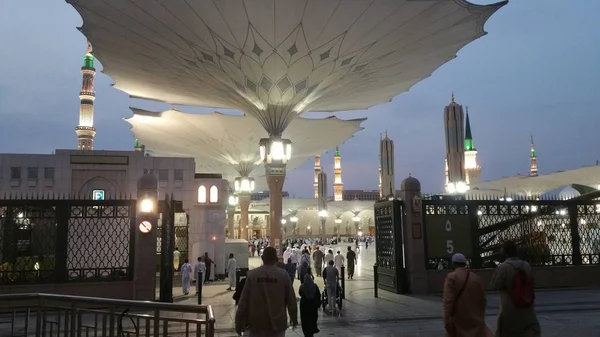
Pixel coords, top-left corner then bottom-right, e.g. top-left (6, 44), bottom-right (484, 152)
top-left (530, 135), bottom-right (534, 144)
top-left (385, 130), bottom-right (388, 138)
top-left (409, 173), bottom-right (412, 177)
top-left (466, 106), bottom-right (469, 114)
top-left (86, 40), bottom-right (93, 54)
top-left (451, 92), bottom-right (455, 103)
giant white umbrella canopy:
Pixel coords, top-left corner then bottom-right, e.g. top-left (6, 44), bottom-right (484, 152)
top-left (68, 0), bottom-right (507, 134)
top-left (125, 108), bottom-right (365, 190)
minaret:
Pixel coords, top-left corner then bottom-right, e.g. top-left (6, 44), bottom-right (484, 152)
top-left (444, 93), bottom-right (467, 193)
top-left (313, 155), bottom-right (321, 198)
top-left (530, 136), bottom-right (538, 176)
top-left (75, 41), bottom-right (97, 150)
top-left (378, 160), bottom-right (383, 198)
top-left (379, 132), bottom-right (395, 198)
top-left (333, 147), bottom-right (343, 201)
top-left (464, 108), bottom-right (481, 185)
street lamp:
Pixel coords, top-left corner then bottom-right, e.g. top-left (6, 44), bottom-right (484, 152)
top-left (228, 194), bottom-right (239, 206)
top-left (234, 176), bottom-right (255, 242)
top-left (137, 173), bottom-right (158, 235)
top-left (259, 136), bottom-right (292, 252)
top-left (259, 137), bottom-right (292, 165)
top-left (234, 177), bottom-right (255, 193)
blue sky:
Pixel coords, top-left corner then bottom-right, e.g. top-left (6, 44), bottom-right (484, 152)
top-left (1, 0), bottom-right (599, 197)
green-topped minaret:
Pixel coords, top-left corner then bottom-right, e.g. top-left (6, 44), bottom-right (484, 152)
top-left (463, 107), bottom-right (481, 185)
top-left (530, 135), bottom-right (538, 176)
top-left (134, 139), bottom-right (143, 152)
top-left (464, 108), bottom-right (475, 151)
top-left (75, 41), bottom-right (97, 150)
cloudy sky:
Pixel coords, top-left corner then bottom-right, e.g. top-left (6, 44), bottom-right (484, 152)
top-left (1, 1), bottom-right (599, 197)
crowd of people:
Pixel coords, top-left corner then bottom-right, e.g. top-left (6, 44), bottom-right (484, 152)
top-left (229, 240), bottom-right (541, 337)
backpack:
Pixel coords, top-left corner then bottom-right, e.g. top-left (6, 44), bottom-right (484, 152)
top-left (508, 263), bottom-right (535, 308)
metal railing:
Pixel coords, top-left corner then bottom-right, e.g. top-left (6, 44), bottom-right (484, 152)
top-left (0, 293), bottom-right (215, 337)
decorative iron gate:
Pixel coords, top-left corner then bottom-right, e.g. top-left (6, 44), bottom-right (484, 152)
top-left (0, 196), bottom-right (136, 285)
top-left (374, 199), bottom-right (407, 294)
top-left (423, 197), bottom-right (600, 269)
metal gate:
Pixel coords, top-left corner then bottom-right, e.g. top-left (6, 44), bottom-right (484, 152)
top-left (374, 199), bottom-right (407, 294)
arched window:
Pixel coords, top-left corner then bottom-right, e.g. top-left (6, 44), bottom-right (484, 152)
top-left (209, 185), bottom-right (219, 203)
top-left (198, 185), bottom-right (207, 203)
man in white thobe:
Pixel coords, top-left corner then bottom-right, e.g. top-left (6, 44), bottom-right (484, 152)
top-left (334, 251), bottom-right (345, 276)
top-left (226, 253), bottom-right (237, 290)
top-left (173, 247), bottom-right (181, 271)
top-left (194, 257), bottom-right (206, 295)
top-left (181, 259), bottom-right (192, 295)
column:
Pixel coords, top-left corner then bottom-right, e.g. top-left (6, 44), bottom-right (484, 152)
top-left (226, 207), bottom-right (235, 239)
top-left (267, 174), bottom-right (284, 252)
top-left (400, 176), bottom-right (428, 294)
top-left (239, 197), bottom-right (251, 241)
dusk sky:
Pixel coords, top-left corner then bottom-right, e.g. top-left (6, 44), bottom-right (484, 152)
top-left (1, 1), bottom-right (599, 197)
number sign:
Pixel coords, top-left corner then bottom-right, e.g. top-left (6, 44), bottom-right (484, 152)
top-left (425, 215), bottom-right (472, 258)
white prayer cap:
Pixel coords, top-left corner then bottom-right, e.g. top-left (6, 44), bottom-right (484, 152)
top-left (451, 253), bottom-right (467, 264)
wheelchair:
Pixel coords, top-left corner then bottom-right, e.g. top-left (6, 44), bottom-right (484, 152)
top-left (321, 279), bottom-right (343, 311)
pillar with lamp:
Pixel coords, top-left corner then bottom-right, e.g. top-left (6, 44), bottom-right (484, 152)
top-left (290, 213), bottom-right (299, 236)
top-left (136, 173), bottom-right (164, 301)
top-left (352, 213), bottom-right (361, 234)
top-left (334, 214), bottom-right (342, 236)
top-left (259, 137), bottom-right (291, 252)
top-left (317, 171), bottom-right (328, 243)
top-left (227, 190), bottom-right (238, 239)
top-left (234, 175), bottom-right (255, 241)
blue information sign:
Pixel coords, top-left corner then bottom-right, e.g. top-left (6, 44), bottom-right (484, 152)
top-left (93, 189), bottom-right (105, 201)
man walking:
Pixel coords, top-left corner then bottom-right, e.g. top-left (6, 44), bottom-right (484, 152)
top-left (491, 241), bottom-right (540, 337)
top-left (346, 246), bottom-right (357, 279)
top-left (194, 257), bottom-right (206, 295)
top-left (235, 247), bottom-right (298, 337)
top-left (203, 252), bottom-right (215, 283)
top-left (443, 253), bottom-right (492, 337)
top-left (334, 250), bottom-right (345, 276)
top-left (313, 246), bottom-right (324, 277)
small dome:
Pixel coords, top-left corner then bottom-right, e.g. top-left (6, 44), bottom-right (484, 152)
top-left (137, 172), bottom-right (158, 190)
top-left (401, 175), bottom-right (421, 191)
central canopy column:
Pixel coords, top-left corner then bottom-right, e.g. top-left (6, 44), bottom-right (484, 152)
top-left (239, 194), bottom-right (251, 240)
top-left (260, 136), bottom-right (292, 254)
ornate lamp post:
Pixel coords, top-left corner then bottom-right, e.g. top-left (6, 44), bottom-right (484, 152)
top-left (259, 137), bottom-right (292, 252)
top-left (234, 176), bottom-right (255, 241)
top-left (227, 193), bottom-right (238, 238)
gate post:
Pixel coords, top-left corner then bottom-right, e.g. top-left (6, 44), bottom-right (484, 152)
top-left (134, 173), bottom-right (159, 301)
top-left (400, 175), bottom-right (428, 294)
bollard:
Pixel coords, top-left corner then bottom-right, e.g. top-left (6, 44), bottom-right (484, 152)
top-left (197, 271), bottom-right (204, 305)
top-left (340, 266), bottom-right (346, 300)
top-left (373, 264), bottom-right (378, 298)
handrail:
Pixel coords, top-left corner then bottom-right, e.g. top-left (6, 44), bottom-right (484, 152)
top-left (0, 293), bottom-right (209, 312)
top-left (0, 293), bottom-right (216, 337)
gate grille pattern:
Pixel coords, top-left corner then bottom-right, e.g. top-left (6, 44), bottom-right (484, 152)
top-left (424, 199), bottom-right (600, 269)
top-left (0, 197), bottom-right (136, 285)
